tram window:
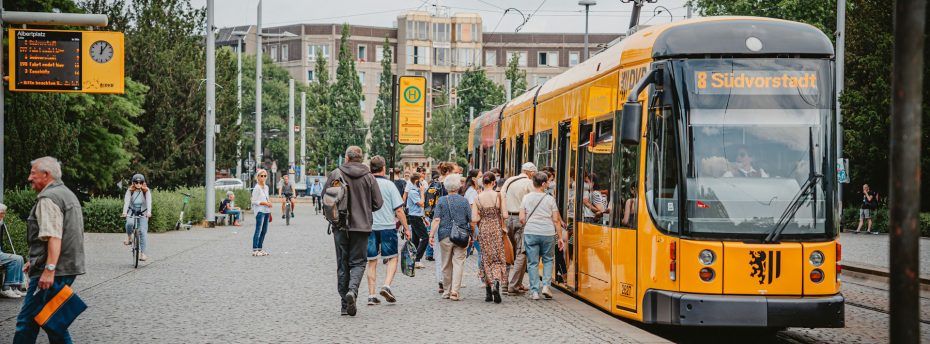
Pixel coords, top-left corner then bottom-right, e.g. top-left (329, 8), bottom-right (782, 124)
top-left (646, 106), bottom-right (680, 233)
top-left (535, 130), bottom-right (553, 169)
top-left (614, 143), bottom-right (641, 228)
top-left (579, 120), bottom-right (614, 225)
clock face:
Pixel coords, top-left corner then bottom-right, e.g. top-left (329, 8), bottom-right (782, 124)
top-left (89, 40), bottom-right (114, 63)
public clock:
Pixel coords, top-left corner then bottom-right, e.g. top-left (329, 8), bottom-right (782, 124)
top-left (89, 40), bottom-right (114, 63)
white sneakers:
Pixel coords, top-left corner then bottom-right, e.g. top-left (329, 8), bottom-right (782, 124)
top-left (541, 286), bottom-right (553, 299)
top-left (0, 288), bottom-right (21, 299)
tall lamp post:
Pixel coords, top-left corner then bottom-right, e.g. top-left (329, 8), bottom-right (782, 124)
top-left (578, 0), bottom-right (596, 62)
top-left (232, 30), bottom-right (248, 181)
top-left (254, 0), bottom-right (296, 171)
top-left (205, 0), bottom-right (217, 225)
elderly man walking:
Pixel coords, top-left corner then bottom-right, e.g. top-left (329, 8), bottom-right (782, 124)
top-left (326, 146), bottom-right (383, 316)
top-left (499, 162), bottom-right (537, 295)
top-left (14, 157), bottom-right (86, 344)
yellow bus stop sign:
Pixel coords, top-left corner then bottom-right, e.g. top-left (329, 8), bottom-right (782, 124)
top-left (9, 29), bottom-right (124, 94)
top-left (398, 76), bottom-right (426, 145)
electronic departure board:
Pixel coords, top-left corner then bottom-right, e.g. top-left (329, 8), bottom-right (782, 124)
top-left (9, 29), bottom-right (124, 94)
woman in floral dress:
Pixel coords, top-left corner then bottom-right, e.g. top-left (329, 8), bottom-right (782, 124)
top-left (471, 173), bottom-right (508, 304)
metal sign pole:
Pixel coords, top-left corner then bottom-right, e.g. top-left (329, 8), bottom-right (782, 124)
top-left (389, 75), bottom-right (397, 181)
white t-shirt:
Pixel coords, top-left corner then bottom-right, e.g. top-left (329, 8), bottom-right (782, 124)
top-left (464, 187), bottom-right (478, 205)
top-left (521, 192), bottom-right (558, 236)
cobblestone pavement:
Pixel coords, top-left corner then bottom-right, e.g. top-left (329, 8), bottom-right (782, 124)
top-left (840, 231), bottom-right (930, 276)
top-left (0, 205), bottom-right (667, 344)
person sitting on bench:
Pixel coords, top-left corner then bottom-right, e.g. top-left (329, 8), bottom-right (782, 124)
top-left (220, 191), bottom-right (242, 226)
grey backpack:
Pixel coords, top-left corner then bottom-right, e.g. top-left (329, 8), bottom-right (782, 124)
top-left (322, 170), bottom-right (350, 233)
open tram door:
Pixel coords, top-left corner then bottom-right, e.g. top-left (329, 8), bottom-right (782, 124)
top-left (555, 121), bottom-right (576, 291)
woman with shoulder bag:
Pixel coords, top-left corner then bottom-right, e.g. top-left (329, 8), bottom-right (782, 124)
top-left (518, 172), bottom-right (565, 300)
top-left (471, 173), bottom-right (509, 304)
top-left (429, 174), bottom-right (472, 301)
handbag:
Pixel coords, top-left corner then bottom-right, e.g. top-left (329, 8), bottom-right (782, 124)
top-left (34, 284), bottom-right (87, 336)
top-left (400, 240), bottom-right (417, 277)
top-left (445, 197), bottom-right (471, 248)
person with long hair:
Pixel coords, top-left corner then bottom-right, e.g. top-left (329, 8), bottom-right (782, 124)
top-left (404, 172), bottom-right (429, 268)
top-left (251, 169), bottom-right (274, 256)
top-left (122, 174), bottom-right (152, 261)
top-left (471, 173), bottom-right (507, 303)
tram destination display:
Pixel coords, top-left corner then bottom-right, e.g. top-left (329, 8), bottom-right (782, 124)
top-left (9, 29), bottom-right (125, 94)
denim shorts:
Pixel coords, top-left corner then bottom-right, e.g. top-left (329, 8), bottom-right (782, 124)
top-left (367, 229), bottom-right (398, 260)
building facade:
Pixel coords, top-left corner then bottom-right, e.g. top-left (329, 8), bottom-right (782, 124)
top-left (216, 11), bottom-right (622, 124)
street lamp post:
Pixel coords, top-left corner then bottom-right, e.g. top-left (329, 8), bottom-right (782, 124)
top-left (288, 79), bottom-right (295, 182)
top-left (232, 30), bottom-right (248, 181)
top-left (205, 0), bottom-right (216, 225)
top-left (578, 0), bottom-right (596, 62)
top-left (254, 1), bottom-right (296, 174)
top-left (300, 92), bottom-right (306, 184)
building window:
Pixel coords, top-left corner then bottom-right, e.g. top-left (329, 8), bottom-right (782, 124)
top-left (357, 71), bottom-right (365, 86)
top-left (357, 44), bottom-right (367, 62)
top-left (485, 50), bottom-right (497, 67)
top-left (418, 21), bottom-right (429, 40)
top-left (433, 47), bottom-right (450, 66)
top-left (569, 51), bottom-right (580, 66)
top-left (270, 45), bottom-right (278, 62)
top-left (456, 23), bottom-right (475, 42)
top-left (433, 22), bottom-right (450, 42)
top-left (308, 44), bottom-right (330, 62)
top-left (407, 46), bottom-right (430, 65)
top-left (281, 44), bottom-right (289, 61)
top-left (360, 99), bottom-right (365, 111)
top-left (538, 52), bottom-right (558, 67)
top-left (307, 70), bottom-right (314, 82)
top-left (375, 45), bottom-right (393, 63)
top-left (508, 51), bottom-right (527, 67)
top-left (406, 20), bottom-right (415, 39)
top-left (454, 48), bottom-right (479, 67)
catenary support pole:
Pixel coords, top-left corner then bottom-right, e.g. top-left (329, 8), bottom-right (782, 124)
top-left (0, 0), bottom-right (5, 204)
top-left (889, 0), bottom-right (925, 342)
top-left (236, 35), bottom-right (243, 180)
top-left (389, 75), bottom-right (397, 181)
top-left (205, 0), bottom-right (216, 225)
top-left (300, 92), bottom-right (306, 184)
top-left (255, 0), bottom-right (263, 170)
top-left (836, 0), bottom-right (846, 207)
top-left (288, 79), bottom-right (295, 182)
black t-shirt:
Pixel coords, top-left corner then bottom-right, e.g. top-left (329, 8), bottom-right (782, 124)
top-left (394, 179), bottom-right (407, 197)
top-left (861, 191), bottom-right (879, 209)
top-left (219, 199), bottom-right (231, 213)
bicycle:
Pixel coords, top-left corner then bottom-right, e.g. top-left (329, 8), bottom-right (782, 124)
top-left (284, 194), bottom-right (294, 226)
top-left (127, 213), bottom-right (145, 268)
top-left (175, 192), bottom-right (192, 231)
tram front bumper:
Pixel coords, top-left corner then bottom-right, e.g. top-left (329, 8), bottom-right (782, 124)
top-left (642, 290), bottom-right (844, 328)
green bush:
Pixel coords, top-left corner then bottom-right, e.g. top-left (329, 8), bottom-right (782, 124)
top-left (3, 211), bottom-right (28, 257)
top-left (82, 197), bottom-right (124, 233)
top-left (842, 207), bottom-right (930, 236)
top-left (4, 187), bottom-right (37, 221)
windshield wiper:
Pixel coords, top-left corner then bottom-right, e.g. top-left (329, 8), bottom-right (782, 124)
top-left (764, 128), bottom-right (820, 243)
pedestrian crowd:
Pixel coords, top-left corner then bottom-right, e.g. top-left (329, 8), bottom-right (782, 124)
top-left (314, 145), bottom-right (567, 316)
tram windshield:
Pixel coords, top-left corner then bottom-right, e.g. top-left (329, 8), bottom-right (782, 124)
top-left (680, 58), bottom-right (832, 238)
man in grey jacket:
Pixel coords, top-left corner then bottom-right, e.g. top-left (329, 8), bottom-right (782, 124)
top-left (325, 146), bottom-right (383, 316)
top-left (14, 156), bottom-right (86, 343)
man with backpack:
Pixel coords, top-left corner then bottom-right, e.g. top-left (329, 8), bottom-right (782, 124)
top-left (323, 146), bottom-right (383, 316)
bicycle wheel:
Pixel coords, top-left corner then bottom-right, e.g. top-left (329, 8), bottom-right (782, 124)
top-left (285, 202), bottom-right (291, 226)
top-left (133, 227), bottom-right (140, 268)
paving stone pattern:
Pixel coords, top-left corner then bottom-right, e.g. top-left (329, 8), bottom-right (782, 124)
top-left (0, 206), bottom-right (666, 343)
top-left (840, 232), bottom-right (930, 276)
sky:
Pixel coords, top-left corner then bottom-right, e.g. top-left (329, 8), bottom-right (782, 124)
top-left (189, 0), bottom-right (692, 34)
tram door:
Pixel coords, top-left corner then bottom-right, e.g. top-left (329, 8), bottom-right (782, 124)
top-left (514, 134), bottom-right (525, 174)
top-left (555, 122), bottom-right (576, 291)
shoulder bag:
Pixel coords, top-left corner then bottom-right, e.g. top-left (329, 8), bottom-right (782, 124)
top-left (445, 197), bottom-right (471, 248)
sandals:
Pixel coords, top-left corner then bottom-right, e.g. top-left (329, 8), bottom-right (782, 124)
top-left (450, 292), bottom-right (460, 301)
top-left (251, 250), bottom-right (270, 257)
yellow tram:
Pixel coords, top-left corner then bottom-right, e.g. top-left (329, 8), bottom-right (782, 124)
top-left (468, 17), bottom-right (844, 328)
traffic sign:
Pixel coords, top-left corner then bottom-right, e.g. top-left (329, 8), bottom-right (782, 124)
top-left (9, 29), bottom-right (125, 93)
top-left (397, 76), bottom-right (426, 145)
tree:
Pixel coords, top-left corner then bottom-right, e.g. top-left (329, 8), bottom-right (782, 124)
top-left (327, 24), bottom-right (367, 159)
top-left (367, 37), bottom-right (395, 161)
top-left (456, 67), bottom-right (505, 121)
top-left (307, 50), bottom-right (335, 172)
top-left (688, 0), bottom-right (836, 40)
top-left (505, 52), bottom-right (528, 99)
top-left (425, 90), bottom-right (468, 167)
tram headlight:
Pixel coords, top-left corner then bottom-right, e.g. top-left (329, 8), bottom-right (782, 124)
top-left (809, 250), bottom-right (824, 267)
top-left (698, 249), bottom-right (716, 266)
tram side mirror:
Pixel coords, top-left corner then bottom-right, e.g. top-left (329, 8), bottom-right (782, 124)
top-left (620, 102), bottom-right (643, 145)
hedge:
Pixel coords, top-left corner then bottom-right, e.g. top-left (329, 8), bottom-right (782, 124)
top-left (2, 211), bottom-right (28, 257)
top-left (842, 207), bottom-right (930, 237)
top-left (82, 187), bottom-right (253, 233)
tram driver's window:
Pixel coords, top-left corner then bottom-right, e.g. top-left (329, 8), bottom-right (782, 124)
top-left (580, 120), bottom-right (614, 225)
top-left (645, 106), bottom-right (680, 233)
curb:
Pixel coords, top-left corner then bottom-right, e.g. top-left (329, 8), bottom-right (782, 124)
top-left (843, 261), bottom-right (930, 292)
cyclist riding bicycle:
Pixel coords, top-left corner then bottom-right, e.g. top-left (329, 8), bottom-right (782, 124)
top-left (309, 178), bottom-right (323, 213)
top-left (279, 173), bottom-right (296, 219)
top-left (122, 174), bottom-right (152, 261)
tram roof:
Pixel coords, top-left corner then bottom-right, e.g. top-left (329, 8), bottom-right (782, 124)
top-left (502, 85), bottom-right (540, 118)
top-left (526, 16), bottom-right (833, 105)
top-left (474, 104), bottom-right (504, 128)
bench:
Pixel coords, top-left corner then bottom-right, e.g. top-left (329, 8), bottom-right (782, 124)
top-left (215, 213), bottom-right (235, 226)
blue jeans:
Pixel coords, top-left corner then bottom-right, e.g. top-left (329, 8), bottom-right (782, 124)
top-left (225, 209), bottom-right (242, 222)
top-left (14, 275), bottom-right (77, 344)
top-left (124, 216), bottom-right (149, 253)
top-left (524, 234), bottom-right (555, 294)
top-left (1, 252), bottom-right (24, 287)
top-left (253, 212), bottom-right (270, 250)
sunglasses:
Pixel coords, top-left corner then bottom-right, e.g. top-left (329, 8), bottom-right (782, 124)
top-left (258, 174), bottom-right (267, 177)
